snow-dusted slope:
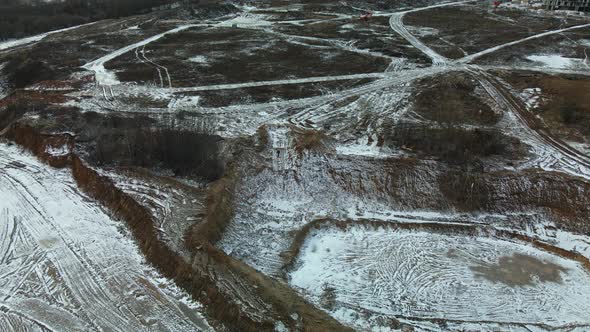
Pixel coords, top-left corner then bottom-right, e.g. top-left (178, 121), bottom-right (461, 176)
top-left (0, 143), bottom-right (211, 331)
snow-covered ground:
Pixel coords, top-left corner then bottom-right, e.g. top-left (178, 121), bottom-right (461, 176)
top-left (0, 143), bottom-right (211, 331)
top-left (290, 224), bottom-right (590, 331)
top-left (526, 54), bottom-right (584, 69)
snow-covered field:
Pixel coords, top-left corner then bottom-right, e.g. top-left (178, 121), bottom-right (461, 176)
top-left (290, 225), bottom-right (590, 331)
top-left (0, 143), bottom-right (211, 331)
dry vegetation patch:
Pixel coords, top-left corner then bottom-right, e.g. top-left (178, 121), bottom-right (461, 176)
top-left (413, 72), bottom-right (500, 126)
top-left (293, 128), bottom-right (331, 156)
top-left (107, 28), bottom-right (389, 87)
top-left (183, 78), bottom-right (373, 107)
top-left (500, 72), bottom-right (590, 144)
top-left (383, 122), bottom-right (525, 166)
top-left (439, 168), bottom-right (590, 233)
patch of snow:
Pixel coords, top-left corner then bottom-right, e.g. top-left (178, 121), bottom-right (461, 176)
top-left (45, 144), bottom-right (70, 157)
top-left (188, 55), bottom-right (208, 64)
top-left (526, 54), bottom-right (576, 69)
top-left (216, 13), bottom-right (273, 28)
top-left (274, 321), bottom-right (288, 332)
top-left (168, 95), bottom-right (200, 108)
top-left (339, 23), bottom-right (355, 30)
top-left (520, 87), bottom-right (543, 110)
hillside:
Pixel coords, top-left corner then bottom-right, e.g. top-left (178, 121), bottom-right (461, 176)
top-left (1, 1), bottom-right (590, 331)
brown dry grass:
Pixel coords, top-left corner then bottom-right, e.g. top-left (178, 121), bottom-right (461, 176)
top-left (404, 5), bottom-right (585, 59)
top-left (413, 72), bottom-right (500, 126)
top-left (438, 167), bottom-right (590, 234)
top-left (500, 72), bottom-right (590, 143)
top-left (293, 128), bottom-right (331, 156)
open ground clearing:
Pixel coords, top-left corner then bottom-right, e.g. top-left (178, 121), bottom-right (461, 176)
top-left (104, 27), bottom-right (391, 87)
top-left (289, 223), bottom-right (590, 331)
top-left (404, 5), bottom-right (589, 60)
top-left (2, 0), bottom-right (590, 331)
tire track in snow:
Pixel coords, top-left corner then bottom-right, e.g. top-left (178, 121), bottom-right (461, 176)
top-left (467, 65), bottom-right (590, 173)
top-left (0, 171), bottom-right (132, 330)
top-left (387, 1), bottom-right (476, 66)
top-left (140, 44), bottom-right (172, 88)
top-left (0, 22), bottom-right (96, 52)
top-left (0, 144), bottom-right (211, 332)
top-left (134, 46), bottom-right (164, 88)
top-left (82, 24), bottom-right (201, 86)
top-left (169, 73), bottom-right (386, 93)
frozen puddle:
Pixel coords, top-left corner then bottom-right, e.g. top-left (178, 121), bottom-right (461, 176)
top-left (289, 224), bottom-right (590, 329)
top-left (0, 143), bottom-right (211, 331)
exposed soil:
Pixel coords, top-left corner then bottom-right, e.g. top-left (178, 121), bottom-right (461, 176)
top-left (470, 253), bottom-right (569, 287)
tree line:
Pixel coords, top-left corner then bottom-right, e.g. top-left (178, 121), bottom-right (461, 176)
top-left (0, 0), bottom-right (174, 40)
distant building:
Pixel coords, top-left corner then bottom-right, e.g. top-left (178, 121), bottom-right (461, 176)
top-left (544, 0), bottom-right (590, 11)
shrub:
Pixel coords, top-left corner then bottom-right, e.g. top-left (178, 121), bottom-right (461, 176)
top-left (0, 98), bottom-right (45, 130)
top-left (5, 55), bottom-right (57, 89)
top-left (559, 101), bottom-right (583, 124)
top-left (293, 128), bottom-right (329, 156)
top-left (383, 122), bottom-right (510, 165)
top-left (91, 121), bottom-right (223, 180)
